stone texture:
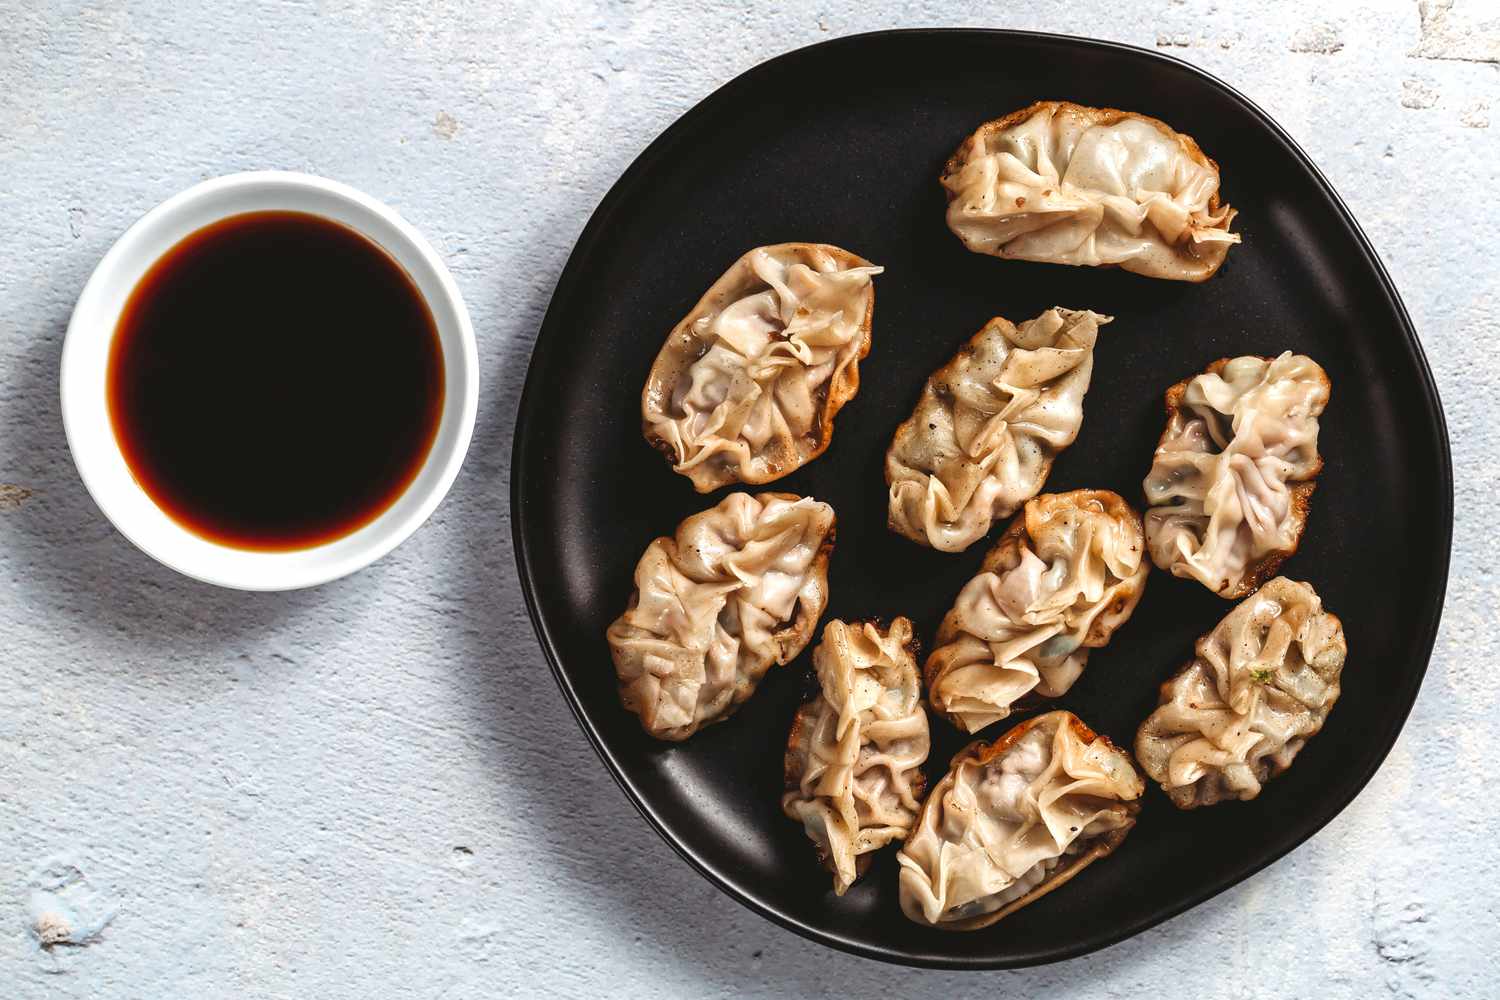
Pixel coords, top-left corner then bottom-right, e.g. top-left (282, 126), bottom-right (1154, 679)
top-left (1, 1), bottom-right (1496, 996)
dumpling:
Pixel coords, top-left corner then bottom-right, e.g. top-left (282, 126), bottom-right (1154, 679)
top-left (1135, 577), bottom-right (1347, 808)
top-left (897, 710), bottom-right (1143, 930)
top-left (1142, 353), bottom-right (1329, 599)
top-left (642, 243), bottom-right (882, 492)
top-left (941, 101), bottom-right (1239, 281)
top-left (886, 308), bottom-right (1110, 551)
top-left (782, 617), bottom-right (930, 895)
top-left (925, 490), bottom-right (1148, 734)
top-left (606, 492), bottom-right (834, 741)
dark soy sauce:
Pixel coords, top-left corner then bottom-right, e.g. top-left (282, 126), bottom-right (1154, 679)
top-left (108, 211), bottom-right (445, 551)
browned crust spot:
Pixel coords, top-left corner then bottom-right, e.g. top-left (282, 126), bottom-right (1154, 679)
top-left (786, 615), bottom-right (921, 792)
top-left (943, 820), bottom-right (1136, 930)
top-left (885, 316), bottom-right (1022, 504)
top-left (939, 101), bottom-right (1231, 283)
top-left (618, 493), bottom-right (833, 742)
top-left (642, 243), bottom-right (876, 493)
top-left (1141, 582), bottom-right (1346, 809)
top-left (955, 710), bottom-right (1115, 770)
top-left (783, 614), bottom-right (926, 888)
top-left (941, 101), bottom-right (1226, 215)
top-left (922, 489), bottom-right (1145, 723)
top-left (922, 711), bottom-right (1141, 929)
top-left (1140, 668), bottom-right (1225, 808)
top-left (884, 317), bottom-right (1041, 552)
top-left (1224, 481), bottom-right (1315, 599)
top-left (783, 697), bottom-right (823, 793)
top-left (1155, 358), bottom-right (1329, 599)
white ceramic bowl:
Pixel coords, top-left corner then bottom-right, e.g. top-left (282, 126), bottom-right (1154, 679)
top-left (61, 171), bottom-right (478, 591)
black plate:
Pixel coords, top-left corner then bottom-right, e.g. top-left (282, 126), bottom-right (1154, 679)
top-left (511, 30), bottom-right (1451, 968)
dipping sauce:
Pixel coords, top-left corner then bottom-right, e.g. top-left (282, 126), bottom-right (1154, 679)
top-left (107, 211), bottom-right (445, 551)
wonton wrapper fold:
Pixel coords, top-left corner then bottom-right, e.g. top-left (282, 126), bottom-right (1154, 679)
top-left (926, 490), bottom-right (1149, 734)
top-left (782, 617), bottom-right (931, 895)
top-left (1143, 353), bottom-right (1329, 599)
top-left (643, 243), bottom-right (882, 492)
top-left (897, 710), bottom-right (1143, 930)
top-left (606, 492), bottom-right (834, 741)
top-left (886, 308), bottom-right (1110, 552)
top-left (942, 101), bottom-right (1238, 281)
top-left (1135, 577), bottom-right (1347, 808)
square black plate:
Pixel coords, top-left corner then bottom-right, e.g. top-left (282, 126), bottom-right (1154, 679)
top-left (511, 29), bottom-right (1451, 968)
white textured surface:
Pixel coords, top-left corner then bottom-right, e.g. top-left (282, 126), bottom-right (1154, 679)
top-left (1, 2), bottom-right (1495, 996)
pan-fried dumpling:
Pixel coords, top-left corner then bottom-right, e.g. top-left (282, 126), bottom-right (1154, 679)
top-left (897, 710), bottom-right (1143, 930)
top-left (886, 308), bottom-right (1110, 552)
top-left (1135, 577), bottom-right (1346, 808)
top-left (926, 490), bottom-right (1148, 734)
top-left (782, 617), bottom-right (930, 895)
top-left (642, 243), bottom-right (882, 492)
top-left (941, 101), bottom-right (1238, 282)
top-left (1143, 353), bottom-right (1329, 599)
top-left (606, 492), bottom-right (834, 741)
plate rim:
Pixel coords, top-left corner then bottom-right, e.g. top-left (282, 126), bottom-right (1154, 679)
top-left (510, 27), bottom-right (1454, 969)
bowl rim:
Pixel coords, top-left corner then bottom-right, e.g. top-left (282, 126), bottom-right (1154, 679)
top-left (509, 29), bottom-right (1453, 969)
top-left (61, 170), bottom-right (479, 591)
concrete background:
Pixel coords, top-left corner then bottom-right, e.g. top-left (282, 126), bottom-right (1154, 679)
top-left (2, 1), bottom-right (1495, 996)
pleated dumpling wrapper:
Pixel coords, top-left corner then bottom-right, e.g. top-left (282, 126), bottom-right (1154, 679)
top-left (941, 101), bottom-right (1238, 281)
top-left (782, 617), bottom-right (931, 895)
top-left (1135, 577), bottom-right (1346, 809)
top-left (886, 308), bottom-right (1109, 552)
top-left (606, 492), bottom-right (834, 741)
top-left (926, 490), bottom-right (1148, 734)
top-left (1143, 353), bottom-right (1329, 599)
top-left (642, 244), bottom-right (882, 492)
top-left (898, 710), bottom-right (1143, 930)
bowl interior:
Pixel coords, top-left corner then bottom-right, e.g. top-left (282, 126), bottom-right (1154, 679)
top-left (62, 172), bottom-right (477, 590)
